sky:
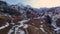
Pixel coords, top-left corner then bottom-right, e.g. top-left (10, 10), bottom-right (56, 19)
top-left (3, 0), bottom-right (31, 5)
top-left (3, 0), bottom-right (60, 8)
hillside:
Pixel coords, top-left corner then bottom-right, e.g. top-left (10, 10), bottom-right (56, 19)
top-left (0, 1), bottom-right (60, 34)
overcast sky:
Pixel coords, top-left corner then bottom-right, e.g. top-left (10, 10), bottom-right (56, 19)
top-left (3, 0), bottom-right (60, 8)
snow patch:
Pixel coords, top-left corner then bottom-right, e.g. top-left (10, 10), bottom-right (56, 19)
top-left (40, 27), bottom-right (47, 34)
top-left (18, 19), bottom-right (30, 27)
top-left (23, 24), bottom-right (28, 28)
top-left (0, 22), bottom-right (9, 30)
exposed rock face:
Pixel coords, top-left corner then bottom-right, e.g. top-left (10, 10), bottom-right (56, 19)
top-left (56, 18), bottom-right (60, 26)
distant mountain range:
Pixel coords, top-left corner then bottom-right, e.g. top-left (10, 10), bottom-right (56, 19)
top-left (0, 1), bottom-right (60, 15)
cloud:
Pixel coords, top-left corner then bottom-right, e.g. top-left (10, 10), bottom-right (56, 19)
top-left (30, 0), bottom-right (60, 8)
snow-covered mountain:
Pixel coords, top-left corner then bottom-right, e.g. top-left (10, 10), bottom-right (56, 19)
top-left (0, 1), bottom-right (60, 34)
